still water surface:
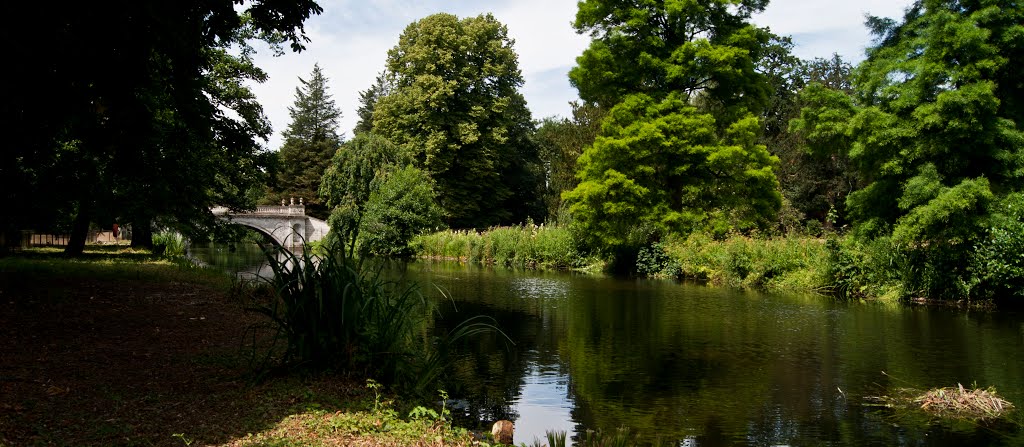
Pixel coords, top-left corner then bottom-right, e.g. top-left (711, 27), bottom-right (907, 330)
top-left (192, 245), bottom-right (1024, 446)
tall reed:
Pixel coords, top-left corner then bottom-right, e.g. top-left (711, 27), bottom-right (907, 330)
top-left (152, 230), bottom-right (187, 258)
top-left (244, 241), bottom-right (508, 393)
top-left (659, 233), bottom-right (830, 293)
top-left (413, 224), bottom-right (594, 270)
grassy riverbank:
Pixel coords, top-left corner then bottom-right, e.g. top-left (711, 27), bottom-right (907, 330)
top-left (650, 233), bottom-right (831, 293)
top-left (411, 228), bottom-right (924, 302)
top-left (0, 247), bottom-right (484, 446)
top-left (412, 225), bottom-right (603, 271)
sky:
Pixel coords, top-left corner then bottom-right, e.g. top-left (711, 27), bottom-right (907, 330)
top-left (248, 0), bottom-right (916, 151)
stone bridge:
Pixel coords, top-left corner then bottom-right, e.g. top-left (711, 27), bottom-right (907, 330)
top-left (211, 203), bottom-right (329, 249)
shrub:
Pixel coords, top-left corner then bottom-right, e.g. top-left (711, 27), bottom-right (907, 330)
top-left (822, 235), bottom-right (905, 300)
top-left (972, 193), bottom-right (1024, 303)
top-left (152, 230), bottom-right (187, 258)
top-left (636, 242), bottom-right (680, 278)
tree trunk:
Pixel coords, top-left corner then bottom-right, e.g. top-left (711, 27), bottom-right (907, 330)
top-left (65, 202), bottom-right (92, 256)
top-left (131, 217), bottom-right (153, 250)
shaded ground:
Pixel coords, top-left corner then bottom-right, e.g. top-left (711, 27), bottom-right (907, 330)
top-left (0, 259), bottom-right (371, 446)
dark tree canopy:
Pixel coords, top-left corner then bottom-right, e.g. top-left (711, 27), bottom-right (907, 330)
top-left (4, 0), bottom-right (322, 253)
top-left (353, 72), bottom-right (393, 136)
top-left (534, 103), bottom-right (608, 224)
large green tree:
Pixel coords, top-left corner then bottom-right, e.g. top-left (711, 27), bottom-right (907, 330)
top-left (564, 0), bottom-right (782, 260)
top-left (4, 0), bottom-right (321, 254)
top-left (564, 94), bottom-right (780, 253)
top-left (319, 133), bottom-right (440, 256)
top-left (569, 0), bottom-right (773, 119)
top-left (769, 54), bottom-right (858, 230)
top-left (372, 13), bottom-right (543, 228)
top-left (797, 0), bottom-right (1024, 299)
top-left (268, 63), bottom-right (342, 219)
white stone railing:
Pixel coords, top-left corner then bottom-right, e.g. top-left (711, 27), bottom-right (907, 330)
top-left (211, 205), bottom-right (306, 216)
top-left (252, 205), bottom-right (306, 216)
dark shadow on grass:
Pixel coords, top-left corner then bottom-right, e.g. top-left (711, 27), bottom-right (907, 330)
top-left (0, 257), bottom-right (371, 447)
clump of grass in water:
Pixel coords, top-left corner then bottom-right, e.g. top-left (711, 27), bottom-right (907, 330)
top-left (875, 384), bottom-right (1015, 421)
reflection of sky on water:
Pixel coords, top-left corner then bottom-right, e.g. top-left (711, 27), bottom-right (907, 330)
top-left (512, 359), bottom-right (575, 446)
top-left (507, 277), bottom-right (574, 444)
top-left (511, 277), bottom-right (570, 301)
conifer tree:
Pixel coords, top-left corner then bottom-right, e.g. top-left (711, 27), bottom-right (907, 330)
top-left (271, 63), bottom-right (343, 219)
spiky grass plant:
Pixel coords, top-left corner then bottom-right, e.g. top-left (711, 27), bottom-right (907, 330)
top-left (245, 240), bottom-right (509, 394)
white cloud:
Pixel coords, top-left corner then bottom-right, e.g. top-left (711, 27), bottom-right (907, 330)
top-left (249, 0), bottom-right (914, 151)
top-left (752, 0), bottom-right (915, 61)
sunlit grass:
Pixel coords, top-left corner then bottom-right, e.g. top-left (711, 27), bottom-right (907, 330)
top-left (0, 245), bottom-right (230, 289)
top-left (412, 225), bottom-right (600, 271)
top-left (661, 233), bottom-right (830, 294)
top-left (222, 381), bottom-right (481, 447)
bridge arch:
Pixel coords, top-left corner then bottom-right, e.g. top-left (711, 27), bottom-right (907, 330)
top-left (211, 205), bottom-right (329, 250)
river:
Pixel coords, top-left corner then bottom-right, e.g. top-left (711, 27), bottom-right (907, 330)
top-left (192, 244), bottom-right (1024, 446)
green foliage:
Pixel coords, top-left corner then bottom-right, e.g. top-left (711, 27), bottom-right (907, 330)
top-left (534, 102), bottom-right (608, 224)
top-left (771, 57), bottom-right (859, 229)
top-left (359, 165), bottom-right (444, 257)
top-left (4, 1), bottom-right (320, 254)
top-left (787, 0), bottom-right (1024, 302)
top-left (822, 236), bottom-right (894, 299)
top-left (373, 13), bottom-right (543, 228)
top-left (848, 0), bottom-right (1024, 229)
top-left (635, 242), bottom-right (681, 279)
top-left (320, 133), bottom-right (418, 254)
top-left (973, 193), bottom-right (1024, 302)
top-left (353, 71), bottom-right (392, 136)
top-left (563, 93), bottom-right (781, 255)
top-left (282, 64), bottom-right (342, 145)
top-left (245, 244), bottom-right (427, 384)
top-left (152, 230), bottom-right (187, 259)
top-left (412, 225), bottom-right (594, 270)
top-left (570, 0), bottom-right (772, 117)
top-left (246, 240), bottom-right (507, 392)
top-left (658, 233), bottom-right (830, 292)
top-left (267, 64), bottom-right (343, 219)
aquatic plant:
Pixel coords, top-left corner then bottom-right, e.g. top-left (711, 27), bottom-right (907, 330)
top-left (874, 383), bottom-right (1015, 421)
top-left (152, 230), bottom-right (187, 258)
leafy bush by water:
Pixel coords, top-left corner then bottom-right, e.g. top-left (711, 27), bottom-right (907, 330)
top-left (822, 236), bottom-right (905, 300)
top-left (972, 193), bottom-right (1024, 304)
top-left (152, 230), bottom-right (187, 258)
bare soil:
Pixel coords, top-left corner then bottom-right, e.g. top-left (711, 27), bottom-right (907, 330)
top-left (0, 271), bottom-right (364, 446)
